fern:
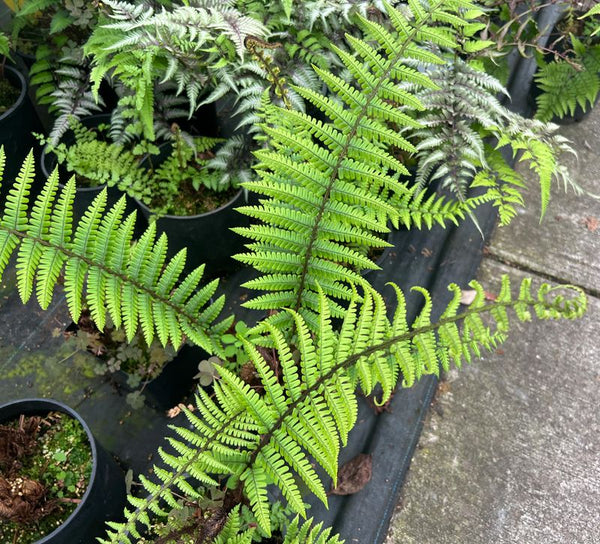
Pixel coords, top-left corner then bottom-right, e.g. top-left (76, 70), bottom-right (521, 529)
top-left (14, 0), bottom-right (102, 143)
top-left (99, 278), bottom-right (585, 541)
top-left (84, 0), bottom-right (268, 140)
top-left (534, 38), bottom-right (600, 122)
top-left (412, 48), bottom-right (579, 226)
top-left (412, 56), bottom-right (509, 200)
top-left (282, 516), bottom-right (344, 543)
top-left (0, 148), bottom-right (231, 354)
top-left (497, 114), bottom-right (582, 219)
top-left (235, 0), bottom-right (483, 330)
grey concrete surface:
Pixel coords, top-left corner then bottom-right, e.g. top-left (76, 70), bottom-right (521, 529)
top-left (386, 109), bottom-right (600, 542)
top-left (488, 112), bottom-right (600, 294)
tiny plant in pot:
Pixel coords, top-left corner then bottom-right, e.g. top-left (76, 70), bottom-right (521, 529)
top-left (0, 407), bottom-right (92, 543)
top-left (136, 126), bottom-right (238, 217)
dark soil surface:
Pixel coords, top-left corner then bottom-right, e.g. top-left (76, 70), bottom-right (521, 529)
top-left (0, 76), bottom-right (19, 114)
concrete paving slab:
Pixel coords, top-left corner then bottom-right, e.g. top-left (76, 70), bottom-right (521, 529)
top-left (385, 260), bottom-right (600, 544)
top-left (489, 108), bottom-right (600, 294)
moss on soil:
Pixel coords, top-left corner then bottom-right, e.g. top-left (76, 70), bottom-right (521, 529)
top-left (0, 412), bottom-right (92, 543)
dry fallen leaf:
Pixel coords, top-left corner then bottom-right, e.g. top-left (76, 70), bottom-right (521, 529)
top-left (166, 403), bottom-right (195, 418)
top-left (584, 216), bottom-right (599, 233)
top-left (330, 453), bottom-right (372, 496)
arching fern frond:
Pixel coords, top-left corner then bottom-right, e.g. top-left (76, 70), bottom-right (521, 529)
top-left (236, 0), bottom-right (481, 330)
top-left (100, 277), bottom-right (585, 541)
top-left (0, 149), bottom-right (231, 353)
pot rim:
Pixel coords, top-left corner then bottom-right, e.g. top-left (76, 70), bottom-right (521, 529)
top-left (39, 114), bottom-right (113, 192)
top-left (135, 187), bottom-right (244, 220)
top-left (0, 65), bottom-right (27, 124)
top-left (0, 397), bottom-right (99, 543)
top-left (137, 141), bottom-right (244, 219)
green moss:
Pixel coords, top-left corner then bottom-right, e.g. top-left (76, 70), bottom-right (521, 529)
top-left (0, 412), bottom-right (92, 543)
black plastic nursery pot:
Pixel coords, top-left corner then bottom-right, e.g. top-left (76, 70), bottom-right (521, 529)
top-left (0, 398), bottom-right (126, 544)
top-left (39, 114), bottom-right (140, 226)
top-left (137, 144), bottom-right (248, 277)
top-left (136, 190), bottom-right (246, 277)
top-left (0, 65), bottom-right (43, 196)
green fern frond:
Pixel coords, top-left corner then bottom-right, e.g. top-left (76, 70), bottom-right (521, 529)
top-left (470, 147), bottom-right (526, 226)
top-left (282, 516), bottom-right (344, 543)
top-left (236, 0), bottom-right (478, 328)
top-left (0, 150), bottom-right (231, 353)
top-left (101, 277), bottom-right (585, 541)
top-left (534, 43), bottom-right (600, 122)
top-left (498, 115), bottom-right (582, 220)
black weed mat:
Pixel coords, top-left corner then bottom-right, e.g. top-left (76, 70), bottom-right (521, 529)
top-left (0, 5), bottom-right (564, 542)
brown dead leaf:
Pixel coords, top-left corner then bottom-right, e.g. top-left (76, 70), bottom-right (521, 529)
top-left (166, 404), bottom-right (195, 418)
top-left (584, 216), bottom-right (599, 233)
top-left (437, 381), bottom-right (451, 395)
top-left (330, 453), bottom-right (372, 496)
top-left (461, 289), bottom-right (497, 305)
top-left (421, 248), bottom-right (433, 257)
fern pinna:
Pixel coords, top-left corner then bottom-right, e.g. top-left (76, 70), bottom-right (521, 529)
top-left (0, 150), bottom-right (231, 354)
top-left (235, 0), bottom-right (488, 331)
top-left (99, 277), bottom-right (585, 542)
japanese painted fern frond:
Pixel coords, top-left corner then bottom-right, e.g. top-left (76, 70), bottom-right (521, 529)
top-left (235, 0), bottom-right (480, 330)
top-left (0, 149), bottom-right (231, 354)
top-left (85, 0), bottom-right (267, 139)
top-left (414, 54), bottom-right (578, 224)
top-left (100, 277), bottom-right (585, 542)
